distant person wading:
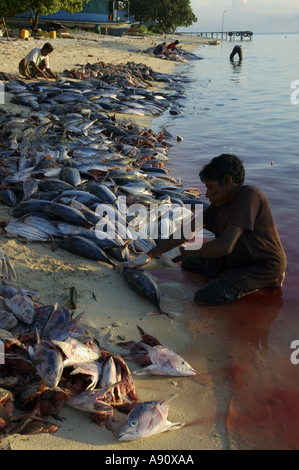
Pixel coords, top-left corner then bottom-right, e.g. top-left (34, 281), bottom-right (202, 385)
top-left (230, 45), bottom-right (243, 61)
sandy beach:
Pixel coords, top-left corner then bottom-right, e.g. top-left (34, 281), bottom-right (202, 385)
top-left (0, 32), bottom-right (238, 452)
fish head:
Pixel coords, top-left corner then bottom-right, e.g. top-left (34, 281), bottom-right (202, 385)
top-left (118, 401), bottom-right (164, 441)
top-left (36, 346), bottom-right (64, 388)
top-left (0, 311), bottom-right (18, 330)
top-left (18, 298), bottom-right (36, 325)
top-left (155, 347), bottom-right (196, 377)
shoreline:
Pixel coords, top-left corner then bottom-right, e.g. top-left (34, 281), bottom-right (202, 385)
top-left (0, 37), bottom-right (218, 451)
top-left (0, 32), bottom-right (209, 78)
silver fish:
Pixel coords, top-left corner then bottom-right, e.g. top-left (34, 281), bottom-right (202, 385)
top-left (3, 168), bottom-right (34, 183)
top-left (33, 333), bottom-right (64, 388)
top-left (3, 221), bottom-right (53, 242)
top-left (23, 177), bottom-right (39, 199)
top-left (22, 216), bottom-right (64, 238)
top-left (134, 344), bottom-right (196, 377)
top-left (56, 222), bottom-right (85, 237)
top-left (0, 308), bottom-right (18, 331)
top-left (5, 290), bottom-right (35, 325)
top-left (99, 356), bottom-right (117, 390)
top-left (52, 337), bottom-right (100, 367)
top-left (118, 394), bottom-right (184, 441)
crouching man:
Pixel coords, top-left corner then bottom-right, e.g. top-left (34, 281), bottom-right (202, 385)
top-left (19, 43), bottom-right (59, 80)
top-left (116, 154), bottom-right (287, 306)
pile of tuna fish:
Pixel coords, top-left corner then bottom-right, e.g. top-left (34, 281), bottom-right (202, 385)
top-left (143, 46), bottom-right (203, 63)
top-left (4, 61), bottom-right (193, 117)
top-left (0, 63), bottom-right (201, 442)
top-left (0, 66), bottom-right (204, 311)
top-left (0, 295), bottom-right (195, 440)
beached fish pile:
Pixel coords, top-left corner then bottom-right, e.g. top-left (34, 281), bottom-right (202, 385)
top-left (143, 47), bottom-right (203, 63)
top-left (0, 290), bottom-right (195, 440)
top-left (0, 68), bottom-right (200, 442)
top-left (0, 72), bottom-right (17, 82)
top-left (0, 70), bottom-right (205, 312)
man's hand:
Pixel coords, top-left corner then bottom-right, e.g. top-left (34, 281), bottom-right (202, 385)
top-left (115, 253), bottom-right (151, 274)
top-left (0, 249), bottom-right (17, 282)
top-left (157, 246), bottom-right (185, 269)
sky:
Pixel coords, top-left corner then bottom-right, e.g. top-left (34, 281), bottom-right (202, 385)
top-left (178, 0), bottom-right (299, 33)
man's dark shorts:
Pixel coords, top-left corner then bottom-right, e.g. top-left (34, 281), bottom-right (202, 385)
top-left (181, 255), bottom-right (284, 306)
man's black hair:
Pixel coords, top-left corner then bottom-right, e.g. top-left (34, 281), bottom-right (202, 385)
top-left (42, 43), bottom-right (54, 52)
top-left (199, 154), bottom-right (245, 185)
top-left (174, 40), bottom-right (180, 45)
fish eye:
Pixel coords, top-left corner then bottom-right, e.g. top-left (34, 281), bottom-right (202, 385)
top-left (47, 367), bottom-right (54, 374)
top-left (129, 419), bottom-right (139, 427)
top-left (26, 309), bottom-right (32, 315)
top-left (181, 361), bottom-right (186, 365)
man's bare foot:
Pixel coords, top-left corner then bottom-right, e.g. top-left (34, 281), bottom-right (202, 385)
top-left (268, 272), bottom-right (285, 288)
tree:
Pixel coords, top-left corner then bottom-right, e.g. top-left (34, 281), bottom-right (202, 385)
top-left (0, 0), bottom-right (29, 39)
top-left (0, 0), bottom-right (91, 31)
top-left (0, 0), bottom-right (29, 18)
top-left (129, 0), bottom-right (197, 34)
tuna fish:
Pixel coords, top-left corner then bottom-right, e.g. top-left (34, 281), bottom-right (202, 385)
top-left (3, 220), bottom-right (53, 242)
top-left (4, 289), bottom-right (36, 325)
top-left (33, 333), bottom-right (64, 388)
top-left (118, 394), bottom-right (184, 441)
top-left (134, 343), bottom-right (196, 377)
top-left (0, 307), bottom-right (18, 331)
top-left (43, 203), bottom-right (93, 227)
top-left (119, 326), bottom-right (196, 376)
top-left (122, 268), bottom-right (168, 315)
top-left (52, 336), bottom-right (100, 367)
top-left (58, 236), bottom-right (115, 266)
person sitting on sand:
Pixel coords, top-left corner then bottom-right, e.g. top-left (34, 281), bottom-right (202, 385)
top-left (166, 40), bottom-right (180, 53)
top-left (116, 154), bottom-right (287, 306)
top-left (154, 42), bottom-right (167, 56)
top-left (19, 43), bottom-right (59, 80)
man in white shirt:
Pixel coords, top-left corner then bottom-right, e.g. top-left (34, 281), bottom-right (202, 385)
top-left (19, 43), bottom-right (59, 80)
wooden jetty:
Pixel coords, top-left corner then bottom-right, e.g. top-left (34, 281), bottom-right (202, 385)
top-left (180, 31), bottom-right (253, 41)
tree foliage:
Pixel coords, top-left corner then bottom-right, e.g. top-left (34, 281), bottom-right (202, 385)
top-left (129, 0), bottom-right (197, 34)
top-left (0, 0), bottom-right (29, 18)
top-left (0, 0), bottom-right (91, 30)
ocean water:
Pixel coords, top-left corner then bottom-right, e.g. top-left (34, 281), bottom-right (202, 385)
top-left (149, 33), bottom-right (299, 449)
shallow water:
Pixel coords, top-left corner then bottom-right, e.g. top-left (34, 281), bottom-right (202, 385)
top-left (150, 33), bottom-right (299, 449)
